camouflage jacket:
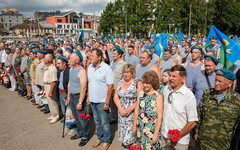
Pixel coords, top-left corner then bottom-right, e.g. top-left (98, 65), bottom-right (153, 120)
top-left (195, 88), bottom-right (240, 150)
top-left (14, 54), bottom-right (22, 69)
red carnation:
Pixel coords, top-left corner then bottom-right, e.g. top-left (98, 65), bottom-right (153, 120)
top-left (13, 74), bottom-right (17, 79)
top-left (16, 68), bottom-right (21, 72)
top-left (59, 90), bottom-right (66, 93)
top-left (173, 129), bottom-right (181, 136)
top-left (172, 134), bottom-right (180, 142)
top-left (168, 130), bottom-right (174, 136)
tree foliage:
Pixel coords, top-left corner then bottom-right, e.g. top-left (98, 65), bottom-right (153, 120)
top-left (98, 0), bottom-right (240, 37)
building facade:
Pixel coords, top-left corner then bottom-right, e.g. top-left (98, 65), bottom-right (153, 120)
top-left (0, 8), bottom-right (24, 31)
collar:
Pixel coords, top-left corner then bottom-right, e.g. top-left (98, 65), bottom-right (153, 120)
top-left (92, 61), bottom-right (104, 69)
top-left (167, 84), bottom-right (186, 95)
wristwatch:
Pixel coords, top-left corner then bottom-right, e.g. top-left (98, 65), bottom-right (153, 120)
top-left (105, 102), bottom-right (109, 106)
top-left (78, 101), bottom-right (82, 105)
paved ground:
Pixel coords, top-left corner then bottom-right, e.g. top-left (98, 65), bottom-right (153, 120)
top-left (0, 85), bottom-right (121, 150)
top-left (0, 85), bottom-right (195, 150)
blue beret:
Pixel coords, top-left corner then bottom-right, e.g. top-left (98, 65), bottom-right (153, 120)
top-left (22, 48), bottom-right (27, 51)
top-left (173, 45), bottom-right (178, 48)
top-left (191, 45), bottom-right (202, 53)
top-left (57, 55), bottom-right (68, 63)
top-left (66, 48), bottom-right (73, 53)
top-left (144, 49), bottom-right (153, 60)
top-left (12, 42), bottom-right (17, 45)
top-left (4, 47), bottom-right (11, 50)
top-left (32, 49), bottom-right (37, 54)
top-left (76, 50), bottom-right (83, 62)
top-left (33, 45), bottom-right (39, 48)
top-left (17, 46), bottom-right (22, 50)
top-left (23, 43), bottom-right (28, 46)
top-left (148, 45), bottom-right (154, 49)
top-left (59, 40), bottom-right (64, 43)
top-left (114, 46), bottom-right (124, 55)
top-left (37, 50), bottom-right (46, 55)
top-left (86, 45), bottom-right (91, 48)
top-left (204, 55), bottom-right (219, 63)
top-left (209, 36), bottom-right (217, 40)
top-left (215, 69), bottom-right (236, 80)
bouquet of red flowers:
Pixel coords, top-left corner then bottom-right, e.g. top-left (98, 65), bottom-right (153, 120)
top-left (79, 103), bottom-right (91, 120)
top-left (16, 68), bottom-right (21, 72)
top-left (168, 129), bottom-right (180, 142)
top-left (59, 90), bottom-right (66, 93)
top-left (130, 133), bottom-right (141, 150)
top-left (37, 89), bottom-right (46, 99)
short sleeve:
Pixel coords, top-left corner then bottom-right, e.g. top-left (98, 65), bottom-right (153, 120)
top-left (185, 95), bottom-right (198, 122)
top-left (105, 65), bottom-right (114, 85)
top-left (50, 66), bottom-right (57, 82)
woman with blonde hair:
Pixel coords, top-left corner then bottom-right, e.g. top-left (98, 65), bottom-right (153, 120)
top-left (114, 64), bottom-right (143, 150)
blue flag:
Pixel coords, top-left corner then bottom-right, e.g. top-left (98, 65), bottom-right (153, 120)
top-left (174, 32), bottom-right (178, 40)
top-left (178, 28), bottom-right (184, 46)
top-left (44, 38), bottom-right (48, 49)
top-left (120, 35), bottom-right (125, 40)
top-left (101, 33), bottom-right (105, 40)
top-left (206, 25), bottom-right (240, 69)
top-left (152, 31), bottom-right (157, 41)
top-left (79, 30), bottom-right (84, 43)
top-left (233, 35), bottom-right (240, 45)
top-left (154, 33), bottom-right (167, 60)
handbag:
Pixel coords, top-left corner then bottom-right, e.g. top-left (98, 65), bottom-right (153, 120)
top-left (65, 105), bottom-right (76, 125)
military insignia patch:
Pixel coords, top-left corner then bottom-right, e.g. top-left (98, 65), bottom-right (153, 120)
top-left (225, 103), bottom-right (236, 108)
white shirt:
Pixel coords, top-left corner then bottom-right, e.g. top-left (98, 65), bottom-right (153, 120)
top-left (1, 50), bottom-right (8, 63)
top-left (161, 84), bottom-right (198, 144)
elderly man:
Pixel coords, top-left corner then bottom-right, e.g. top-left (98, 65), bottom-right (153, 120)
top-left (191, 55), bottom-right (218, 107)
top-left (67, 50), bottom-right (89, 146)
top-left (109, 46), bottom-right (126, 124)
top-left (43, 54), bottom-right (59, 124)
top-left (88, 48), bottom-right (114, 150)
top-left (136, 49), bottom-right (160, 81)
top-left (35, 50), bottom-right (48, 112)
top-left (195, 69), bottom-right (240, 150)
top-left (161, 65), bottom-right (198, 150)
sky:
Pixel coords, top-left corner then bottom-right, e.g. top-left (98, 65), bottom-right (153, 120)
top-left (0, 0), bottom-right (115, 18)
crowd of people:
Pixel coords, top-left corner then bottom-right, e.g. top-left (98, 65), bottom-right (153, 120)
top-left (0, 35), bottom-right (239, 150)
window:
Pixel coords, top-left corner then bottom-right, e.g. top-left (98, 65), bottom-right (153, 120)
top-left (57, 24), bottom-right (62, 28)
top-left (57, 19), bottom-right (62, 23)
top-left (9, 20), bottom-right (11, 22)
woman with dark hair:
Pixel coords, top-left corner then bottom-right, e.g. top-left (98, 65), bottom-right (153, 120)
top-left (133, 70), bottom-right (164, 150)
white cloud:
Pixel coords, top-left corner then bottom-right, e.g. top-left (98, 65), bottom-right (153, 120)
top-left (0, 0), bottom-right (114, 18)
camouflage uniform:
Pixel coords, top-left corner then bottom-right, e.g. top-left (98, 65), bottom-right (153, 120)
top-left (195, 88), bottom-right (240, 150)
top-left (14, 54), bottom-right (25, 90)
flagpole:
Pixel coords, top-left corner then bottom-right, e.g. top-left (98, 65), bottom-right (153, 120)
top-left (188, 1), bottom-right (192, 37)
top-left (93, 0), bottom-right (96, 38)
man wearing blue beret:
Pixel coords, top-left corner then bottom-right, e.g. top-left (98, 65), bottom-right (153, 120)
top-left (109, 46), bottom-right (126, 124)
top-left (191, 55), bottom-right (219, 107)
top-left (67, 50), bottom-right (89, 146)
top-left (184, 45), bottom-right (204, 88)
top-left (195, 69), bottom-right (240, 150)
